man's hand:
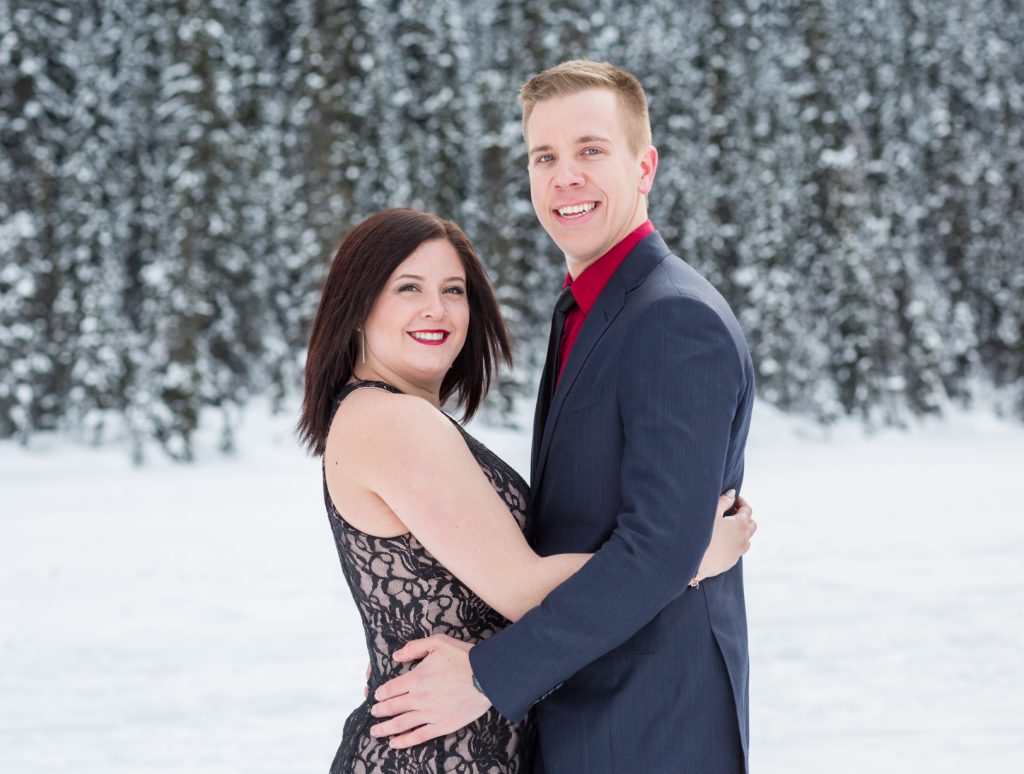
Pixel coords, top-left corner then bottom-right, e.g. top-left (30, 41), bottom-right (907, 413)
top-left (369, 634), bottom-right (492, 748)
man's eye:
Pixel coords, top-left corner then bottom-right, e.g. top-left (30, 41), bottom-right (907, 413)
top-left (582, 147), bottom-right (601, 156)
top-left (536, 154), bottom-right (554, 164)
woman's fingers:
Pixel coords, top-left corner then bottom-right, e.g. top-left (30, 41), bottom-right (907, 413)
top-left (716, 489), bottom-right (737, 517)
top-left (726, 498), bottom-right (756, 552)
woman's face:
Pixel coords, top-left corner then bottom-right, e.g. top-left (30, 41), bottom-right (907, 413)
top-left (362, 239), bottom-right (470, 397)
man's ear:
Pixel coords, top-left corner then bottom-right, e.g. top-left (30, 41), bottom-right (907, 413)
top-left (638, 145), bottom-right (658, 196)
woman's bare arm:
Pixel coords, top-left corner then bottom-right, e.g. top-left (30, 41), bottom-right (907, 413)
top-left (327, 389), bottom-right (754, 622)
top-left (328, 389), bottom-right (583, 621)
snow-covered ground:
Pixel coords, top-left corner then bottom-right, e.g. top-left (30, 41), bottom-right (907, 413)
top-left (2, 400), bottom-right (1022, 773)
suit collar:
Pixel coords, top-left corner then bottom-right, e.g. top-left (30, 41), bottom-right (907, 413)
top-left (611, 229), bottom-right (672, 292)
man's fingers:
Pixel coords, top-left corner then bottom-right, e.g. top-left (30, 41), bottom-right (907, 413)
top-left (389, 723), bottom-right (446, 749)
top-left (369, 710), bottom-right (427, 739)
top-left (393, 636), bottom-right (436, 663)
top-left (375, 672), bottom-right (412, 701)
top-left (366, 635), bottom-right (488, 749)
top-left (370, 693), bottom-right (416, 719)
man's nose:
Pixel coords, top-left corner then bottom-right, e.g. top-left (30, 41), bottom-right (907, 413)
top-left (553, 158), bottom-right (585, 188)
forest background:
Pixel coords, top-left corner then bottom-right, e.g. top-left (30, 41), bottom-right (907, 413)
top-left (2, 0), bottom-right (1023, 460)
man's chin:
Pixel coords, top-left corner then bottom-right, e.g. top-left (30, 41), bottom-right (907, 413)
top-left (544, 232), bottom-right (599, 265)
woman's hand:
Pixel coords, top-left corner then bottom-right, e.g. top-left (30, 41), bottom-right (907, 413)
top-left (693, 490), bottom-right (756, 585)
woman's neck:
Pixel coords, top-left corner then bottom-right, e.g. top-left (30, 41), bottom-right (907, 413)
top-left (351, 365), bottom-right (441, 408)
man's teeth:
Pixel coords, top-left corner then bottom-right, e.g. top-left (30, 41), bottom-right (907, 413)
top-left (557, 203), bottom-right (596, 216)
top-left (411, 332), bottom-right (445, 341)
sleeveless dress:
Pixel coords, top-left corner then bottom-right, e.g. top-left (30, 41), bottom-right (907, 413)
top-left (325, 381), bottom-right (535, 773)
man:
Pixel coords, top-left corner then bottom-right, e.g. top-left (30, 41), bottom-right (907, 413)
top-left (369, 60), bottom-right (755, 773)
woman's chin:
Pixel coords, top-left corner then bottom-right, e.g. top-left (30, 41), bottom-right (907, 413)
top-left (392, 361), bottom-right (456, 391)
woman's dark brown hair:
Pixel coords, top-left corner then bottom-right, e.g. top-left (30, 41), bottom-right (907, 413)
top-left (298, 208), bottom-right (513, 456)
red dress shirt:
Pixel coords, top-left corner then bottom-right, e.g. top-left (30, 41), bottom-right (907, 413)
top-left (556, 220), bottom-right (655, 382)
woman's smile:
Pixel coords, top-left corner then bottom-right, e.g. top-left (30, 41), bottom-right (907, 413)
top-left (408, 329), bottom-right (451, 345)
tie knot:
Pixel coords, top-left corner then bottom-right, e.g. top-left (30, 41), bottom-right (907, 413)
top-left (555, 286), bottom-right (576, 315)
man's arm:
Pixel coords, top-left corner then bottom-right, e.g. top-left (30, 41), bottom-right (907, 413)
top-left (471, 296), bottom-right (747, 719)
top-left (370, 296), bottom-right (747, 743)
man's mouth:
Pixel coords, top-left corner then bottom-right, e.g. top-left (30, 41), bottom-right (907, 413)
top-left (408, 330), bottom-right (450, 345)
top-left (555, 202), bottom-right (598, 219)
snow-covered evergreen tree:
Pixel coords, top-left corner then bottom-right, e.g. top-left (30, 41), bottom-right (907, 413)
top-left (1, 2), bottom-right (80, 439)
top-left (2, 0), bottom-right (1023, 457)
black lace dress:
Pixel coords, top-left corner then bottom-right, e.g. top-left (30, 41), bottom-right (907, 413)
top-left (325, 381), bottom-right (535, 773)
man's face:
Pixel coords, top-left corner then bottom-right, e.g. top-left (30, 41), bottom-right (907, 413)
top-left (526, 88), bottom-right (657, 276)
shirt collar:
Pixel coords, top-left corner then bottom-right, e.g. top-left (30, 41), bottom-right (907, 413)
top-left (563, 220), bottom-right (655, 313)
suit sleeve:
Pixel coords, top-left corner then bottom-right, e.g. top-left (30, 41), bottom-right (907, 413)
top-left (469, 295), bottom-right (747, 722)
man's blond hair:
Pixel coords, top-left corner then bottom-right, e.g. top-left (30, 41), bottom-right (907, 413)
top-left (519, 59), bottom-right (653, 155)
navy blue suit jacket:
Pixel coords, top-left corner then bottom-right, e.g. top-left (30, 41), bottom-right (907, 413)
top-left (470, 232), bottom-right (755, 773)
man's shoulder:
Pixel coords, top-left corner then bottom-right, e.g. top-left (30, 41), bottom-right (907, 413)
top-left (626, 233), bottom-right (717, 298)
top-left (625, 246), bottom-right (751, 362)
top-left (638, 249), bottom-right (734, 317)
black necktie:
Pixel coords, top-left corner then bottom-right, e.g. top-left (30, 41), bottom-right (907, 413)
top-left (536, 286), bottom-right (577, 434)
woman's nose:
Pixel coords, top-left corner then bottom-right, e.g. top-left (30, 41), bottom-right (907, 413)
top-left (420, 291), bottom-right (446, 318)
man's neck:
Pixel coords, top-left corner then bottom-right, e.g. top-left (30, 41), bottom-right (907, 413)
top-left (564, 209), bottom-right (649, 279)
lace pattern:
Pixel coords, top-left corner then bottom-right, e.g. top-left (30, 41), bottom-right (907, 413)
top-left (325, 381), bottom-right (534, 773)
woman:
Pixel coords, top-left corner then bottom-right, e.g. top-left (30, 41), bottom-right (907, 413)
top-left (297, 209), bottom-right (754, 773)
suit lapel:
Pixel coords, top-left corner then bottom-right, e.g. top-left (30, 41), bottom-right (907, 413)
top-left (530, 369), bottom-right (548, 484)
top-left (530, 232), bottom-right (673, 494)
top-left (531, 275), bottom-right (625, 494)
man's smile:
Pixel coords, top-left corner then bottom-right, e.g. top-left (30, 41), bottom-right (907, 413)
top-left (553, 201), bottom-right (600, 224)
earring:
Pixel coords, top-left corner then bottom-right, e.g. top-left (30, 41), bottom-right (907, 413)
top-left (360, 329), bottom-right (366, 364)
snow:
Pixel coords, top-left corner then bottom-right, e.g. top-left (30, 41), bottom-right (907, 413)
top-left (1, 401), bottom-right (1022, 773)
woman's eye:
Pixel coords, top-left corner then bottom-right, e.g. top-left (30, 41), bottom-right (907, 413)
top-left (444, 286), bottom-right (466, 296)
top-left (397, 284), bottom-right (419, 292)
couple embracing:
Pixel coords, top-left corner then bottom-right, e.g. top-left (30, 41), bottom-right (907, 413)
top-left (299, 59), bottom-right (757, 774)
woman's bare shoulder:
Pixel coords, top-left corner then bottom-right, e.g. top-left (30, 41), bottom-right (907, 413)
top-left (326, 385), bottom-right (459, 462)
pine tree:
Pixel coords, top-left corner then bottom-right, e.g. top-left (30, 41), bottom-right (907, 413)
top-left (0, 1), bottom-right (79, 438)
top-left (3, 0), bottom-right (1023, 455)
